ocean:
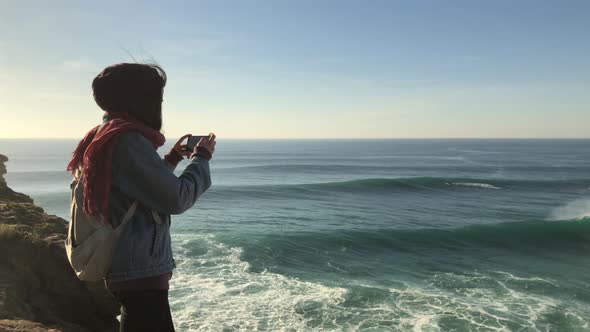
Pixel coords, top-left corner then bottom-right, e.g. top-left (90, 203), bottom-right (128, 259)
top-left (1, 138), bottom-right (589, 331)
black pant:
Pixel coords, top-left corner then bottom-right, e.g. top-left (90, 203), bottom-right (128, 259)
top-left (112, 289), bottom-right (175, 332)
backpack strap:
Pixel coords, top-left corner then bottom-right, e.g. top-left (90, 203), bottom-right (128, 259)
top-left (151, 211), bottom-right (164, 225)
top-left (114, 201), bottom-right (139, 236)
top-left (70, 168), bottom-right (82, 190)
top-left (75, 168), bottom-right (82, 180)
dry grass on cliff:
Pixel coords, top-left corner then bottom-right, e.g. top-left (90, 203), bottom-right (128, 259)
top-left (0, 223), bottom-right (44, 245)
top-left (0, 201), bottom-right (67, 242)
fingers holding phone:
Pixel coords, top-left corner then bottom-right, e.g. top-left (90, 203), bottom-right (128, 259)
top-left (197, 133), bottom-right (216, 155)
top-left (174, 134), bottom-right (192, 157)
top-left (184, 133), bottom-right (216, 160)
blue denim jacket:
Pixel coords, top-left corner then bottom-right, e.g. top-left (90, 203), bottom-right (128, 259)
top-left (105, 131), bottom-right (211, 282)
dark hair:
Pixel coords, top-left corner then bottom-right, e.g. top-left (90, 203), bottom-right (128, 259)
top-left (92, 63), bottom-right (167, 130)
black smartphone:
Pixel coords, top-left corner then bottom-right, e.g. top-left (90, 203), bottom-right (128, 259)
top-left (186, 135), bottom-right (209, 151)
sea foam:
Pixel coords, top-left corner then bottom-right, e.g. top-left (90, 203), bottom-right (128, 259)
top-left (167, 233), bottom-right (590, 331)
top-left (550, 198), bottom-right (590, 220)
top-left (169, 234), bottom-right (347, 331)
top-left (451, 182), bottom-right (502, 190)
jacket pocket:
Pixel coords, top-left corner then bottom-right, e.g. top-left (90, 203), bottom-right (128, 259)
top-left (150, 224), bottom-right (157, 256)
top-left (150, 212), bottom-right (166, 257)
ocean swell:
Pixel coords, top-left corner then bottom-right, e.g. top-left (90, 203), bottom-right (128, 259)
top-left (226, 219), bottom-right (590, 256)
top-left (206, 177), bottom-right (590, 199)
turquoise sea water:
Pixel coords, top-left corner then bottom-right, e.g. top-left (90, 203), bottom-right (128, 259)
top-left (1, 139), bottom-right (589, 331)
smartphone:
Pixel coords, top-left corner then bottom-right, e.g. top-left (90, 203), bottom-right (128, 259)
top-left (186, 135), bottom-right (209, 151)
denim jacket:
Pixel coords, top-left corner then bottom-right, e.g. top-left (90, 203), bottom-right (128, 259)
top-left (105, 131), bottom-right (211, 282)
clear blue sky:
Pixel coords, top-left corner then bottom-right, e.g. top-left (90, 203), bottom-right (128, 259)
top-left (1, 0), bottom-right (589, 138)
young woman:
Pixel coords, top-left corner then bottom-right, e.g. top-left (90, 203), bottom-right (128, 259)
top-left (67, 63), bottom-right (215, 331)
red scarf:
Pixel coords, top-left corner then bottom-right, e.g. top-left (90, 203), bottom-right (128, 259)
top-left (67, 112), bottom-right (165, 218)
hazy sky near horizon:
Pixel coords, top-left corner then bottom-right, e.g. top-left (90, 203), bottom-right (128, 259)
top-left (1, 0), bottom-right (589, 139)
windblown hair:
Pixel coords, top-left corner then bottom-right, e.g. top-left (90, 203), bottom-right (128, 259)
top-left (92, 63), bottom-right (167, 131)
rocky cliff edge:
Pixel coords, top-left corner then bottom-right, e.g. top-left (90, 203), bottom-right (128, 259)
top-left (0, 154), bottom-right (119, 332)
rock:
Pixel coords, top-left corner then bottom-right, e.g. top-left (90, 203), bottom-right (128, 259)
top-left (0, 154), bottom-right (119, 332)
top-left (0, 319), bottom-right (80, 332)
top-left (0, 155), bottom-right (7, 187)
top-left (0, 155), bottom-right (32, 203)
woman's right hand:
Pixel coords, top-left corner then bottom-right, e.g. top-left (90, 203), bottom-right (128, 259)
top-left (194, 133), bottom-right (216, 160)
top-left (164, 134), bottom-right (192, 166)
top-left (173, 134), bottom-right (193, 158)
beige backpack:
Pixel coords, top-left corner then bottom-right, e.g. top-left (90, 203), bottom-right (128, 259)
top-left (65, 168), bottom-right (162, 282)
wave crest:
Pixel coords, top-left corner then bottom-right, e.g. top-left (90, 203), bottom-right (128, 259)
top-left (550, 198), bottom-right (590, 220)
top-left (451, 182), bottom-right (501, 189)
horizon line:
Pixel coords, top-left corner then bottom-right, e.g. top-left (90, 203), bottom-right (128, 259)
top-left (1, 137), bottom-right (589, 140)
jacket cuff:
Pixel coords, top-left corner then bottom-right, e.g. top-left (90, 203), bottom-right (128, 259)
top-left (190, 147), bottom-right (212, 161)
top-left (164, 148), bottom-right (184, 166)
